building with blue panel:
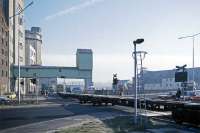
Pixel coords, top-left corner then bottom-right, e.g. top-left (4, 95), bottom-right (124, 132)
top-left (143, 67), bottom-right (200, 91)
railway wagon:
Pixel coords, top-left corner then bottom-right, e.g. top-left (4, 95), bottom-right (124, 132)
top-left (172, 102), bottom-right (200, 126)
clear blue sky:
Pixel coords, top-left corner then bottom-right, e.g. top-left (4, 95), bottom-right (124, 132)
top-left (25, 0), bottom-right (200, 82)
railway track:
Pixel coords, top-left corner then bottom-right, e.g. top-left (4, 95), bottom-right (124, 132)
top-left (58, 92), bottom-right (200, 126)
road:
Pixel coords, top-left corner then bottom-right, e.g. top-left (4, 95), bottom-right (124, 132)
top-left (0, 96), bottom-right (129, 131)
top-left (0, 96), bottom-right (199, 133)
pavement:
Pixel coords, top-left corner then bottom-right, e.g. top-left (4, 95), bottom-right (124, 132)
top-left (0, 106), bottom-right (129, 133)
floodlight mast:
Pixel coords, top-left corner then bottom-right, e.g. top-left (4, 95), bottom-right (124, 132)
top-left (178, 33), bottom-right (200, 83)
top-left (132, 38), bottom-right (144, 124)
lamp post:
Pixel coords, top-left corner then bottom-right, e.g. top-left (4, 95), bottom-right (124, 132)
top-left (10, 1), bottom-right (34, 104)
top-left (132, 38), bottom-right (144, 124)
top-left (178, 33), bottom-right (200, 84)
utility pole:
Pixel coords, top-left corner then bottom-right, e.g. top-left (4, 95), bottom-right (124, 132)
top-left (36, 78), bottom-right (39, 104)
top-left (18, 43), bottom-right (21, 104)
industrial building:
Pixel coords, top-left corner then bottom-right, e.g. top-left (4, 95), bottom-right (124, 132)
top-left (143, 67), bottom-right (200, 91)
top-left (25, 27), bottom-right (42, 65)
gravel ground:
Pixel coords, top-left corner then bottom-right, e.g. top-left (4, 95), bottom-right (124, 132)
top-left (55, 119), bottom-right (114, 133)
top-left (55, 116), bottom-right (200, 133)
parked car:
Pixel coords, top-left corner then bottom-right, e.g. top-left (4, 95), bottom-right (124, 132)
top-left (0, 96), bottom-right (10, 105)
top-left (4, 92), bottom-right (16, 99)
top-left (71, 87), bottom-right (82, 94)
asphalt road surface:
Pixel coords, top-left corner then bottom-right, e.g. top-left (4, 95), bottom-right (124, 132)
top-left (0, 97), bottom-right (129, 131)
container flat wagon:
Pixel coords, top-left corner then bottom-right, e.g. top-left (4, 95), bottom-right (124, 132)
top-left (58, 93), bottom-right (200, 126)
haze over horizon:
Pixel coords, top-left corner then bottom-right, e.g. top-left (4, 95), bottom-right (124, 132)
top-left (25, 0), bottom-right (200, 82)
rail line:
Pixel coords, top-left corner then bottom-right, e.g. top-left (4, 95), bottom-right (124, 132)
top-left (58, 93), bottom-right (185, 111)
top-left (58, 92), bottom-right (200, 126)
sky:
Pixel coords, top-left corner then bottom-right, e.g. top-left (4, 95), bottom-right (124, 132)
top-left (25, 0), bottom-right (200, 83)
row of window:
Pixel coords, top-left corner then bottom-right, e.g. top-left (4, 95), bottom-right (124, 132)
top-left (18, 30), bottom-right (23, 37)
top-left (1, 17), bottom-right (4, 24)
top-left (165, 83), bottom-right (180, 87)
top-left (0, 27), bottom-right (8, 37)
top-left (19, 56), bottom-right (23, 62)
top-left (1, 38), bottom-right (8, 46)
top-left (19, 42), bottom-right (23, 49)
top-left (1, 59), bottom-right (8, 67)
top-left (163, 78), bottom-right (174, 82)
top-left (1, 70), bottom-right (8, 78)
top-left (1, 49), bottom-right (8, 56)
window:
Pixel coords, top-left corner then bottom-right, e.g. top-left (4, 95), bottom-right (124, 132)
top-left (2, 70), bottom-right (3, 77)
top-left (18, 30), bottom-right (23, 37)
top-left (6, 31), bottom-right (8, 37)
top-left (5, 71), bottom-right (8, 77)
top-left (6, 61), bottom-right (8, 66)
top-left (19, 43), bottom-right (23, 49)
top-left (2, 59), bottom-right (4, 65)
top-left (19, 56), bottom-right (23, 62)
top-left (2, 49), bottom-right (4, 55)
top-left (18, 17), bottom-right (23, 25)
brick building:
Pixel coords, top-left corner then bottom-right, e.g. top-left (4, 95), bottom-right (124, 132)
top-left (0, 1), bottom-right (9, 95)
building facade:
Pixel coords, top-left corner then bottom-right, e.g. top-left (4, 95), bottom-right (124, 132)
top-left (25, 27), bottom-right (42, 65)
top-left (40, 78), bottom-right (57, 92)
top-left (2, 0), bottom-right (25, 93)
top-left (25, 43), bottom-right (36, 93)
top-left (13, 0), bottom-right (25, 94)
top-left (0, 0), bottom-right (9, 95)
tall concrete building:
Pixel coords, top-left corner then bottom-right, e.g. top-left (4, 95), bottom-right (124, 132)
top-left (0, 0), bottom-right (9, 95)
top-left (11, 0), bottom-right (25, 93)
top-left (25, 27), bottom-right (42, 65)
top-left (25, 34), bottom-right (36, 93)
top-left (2, 0), bottom-right (25, 93)
top-left (25, 27), bottom-right (42, 93)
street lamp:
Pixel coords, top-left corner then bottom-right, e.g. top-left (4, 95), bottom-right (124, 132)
top-left (10, 1), bottom-right (34, 104)
top-left (132, 38), bottom-right (144, 124)
top-left (178, 33), bottom-right (200, 84)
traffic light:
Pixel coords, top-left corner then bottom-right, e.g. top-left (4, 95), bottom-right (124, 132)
top-left (175, 72), bottom-right (188, 82)
top-left (20, 80), bottom-right (24, 85)
top-left (113, 74), bottom-right (118, 85)
top-left (31, 78), bottom-right (37, 84)
top-left (175, 65), bottom-right (188, 82)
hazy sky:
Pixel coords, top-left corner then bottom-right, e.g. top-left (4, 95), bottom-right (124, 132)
top-left (25, 0), bottom-right (200, 82)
